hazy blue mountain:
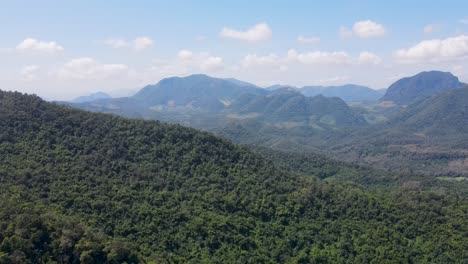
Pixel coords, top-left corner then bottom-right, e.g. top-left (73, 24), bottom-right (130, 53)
top-left (132, 74), bottom-right (266, 111)
top-left (265, 84), bottom-right (385, 102)
top-left (224, 78), bottom-right (260, 88)
top-left (70, 91), bottom-right (111, 103)
top-left (227, 88), bottom-right (367, 128)
top-left (300, 84), bottom-right (385, 102)
top-left (381, 71), bottom-right (465, 105)
top-left (265, 84), bottom-right (296, 91)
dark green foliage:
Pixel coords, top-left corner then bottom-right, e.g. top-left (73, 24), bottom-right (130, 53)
top-left (329, 87), bottom-right (468, 176)
top-left (1, 90), bottom-right (467, 263)
top-left (227, 88), bottom-right (367, 128)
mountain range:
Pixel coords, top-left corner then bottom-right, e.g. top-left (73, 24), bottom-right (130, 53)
top-left (266, 84), bottom-right (386, 102)
top-left (65, 71), bottom-right (468, 177)
top-left (70, 91), bottom-right (112, 103)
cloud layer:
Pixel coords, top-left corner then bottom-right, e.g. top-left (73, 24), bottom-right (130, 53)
top-left (340, 20), bottom-right (385, 38)
top-left (220, 23), bottom-right (272, 42)
top-left (105, 36), bottom-right (154, 50)
top-left (57, 58), bottom-right (129, 80)
top-left (395, 35), bottom-right (468, 63)
top-left (16, 38), bottom-right (64, 53)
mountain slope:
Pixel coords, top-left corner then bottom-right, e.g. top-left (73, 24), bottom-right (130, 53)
top-left (1, 90), bottom-right (466, 263)
top-left (329, 87), bottom-right (468, 176)
top-left (381, 71), bottom-right (465, 105)
top-left (265, 84), bottom-right (385, 102)
top-left (300, 84), bottom-right (385, 102)
top-left (227, 89), bottom-right (367, 128)
top-left (387, 86), bottom-right (468, 138)
top-left (132, 74), bottom-right (266, 111)
top-left (70, 91), bottom-right (112, 103)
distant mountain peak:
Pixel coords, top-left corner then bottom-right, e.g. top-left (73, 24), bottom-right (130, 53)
top-left (381, 71), bottom-right (466, 105)
top-left (70, 91), bottom-right (111, 103)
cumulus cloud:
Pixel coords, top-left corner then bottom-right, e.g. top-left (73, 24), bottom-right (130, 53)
top-left (340, 20), bottom-right (385, 38)
top-left (287, 49), bottom-right (351, 64)
top-left (57, 57), bottom-right (129, 80)
top-left (358, 51), bottom-right (382, 65)
top-left (16, 38), bottom-right (64, 53)
top-left (297, 35), bottom-right (320, 44)
top-left (20, 65), bottom-right (39, 81)
top-left (353, 20), bottom-right (386, 38)
top-left (394, 35), bottom-right (468, 63)
top-left (133, 37), bottom-right (153, 50)
top-left (105, 36), bottom-right (153, 50)
top-left (200, 56), bottom-right (223, 71)
top-left (175, 50), bottom-right (224, 72)
top-left (177, 49), bottom-right (193, 60)
top-left (220, 23), bottom-right (272, 42)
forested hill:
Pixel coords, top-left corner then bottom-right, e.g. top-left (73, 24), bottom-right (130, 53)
top-left (0, 90), bottom-right (467, 263)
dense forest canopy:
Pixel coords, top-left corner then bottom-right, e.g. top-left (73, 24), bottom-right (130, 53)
top-left (1, 90), bottom-right (467, 263)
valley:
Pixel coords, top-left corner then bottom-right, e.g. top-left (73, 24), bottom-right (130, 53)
top-left (66, 71), bottom-right (468, 178)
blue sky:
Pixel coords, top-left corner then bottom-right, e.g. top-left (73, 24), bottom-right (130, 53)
top-left (1, 0), bottom-right (468, 99)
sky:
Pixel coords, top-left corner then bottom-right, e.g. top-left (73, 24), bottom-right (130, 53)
top-left (1, 0), bottom-right (468, 100)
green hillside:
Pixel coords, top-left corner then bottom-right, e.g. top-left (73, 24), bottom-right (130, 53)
top-left (329, 87), bottom-right (468, 176)
top-left (1, 90), bottom-right (467, 263)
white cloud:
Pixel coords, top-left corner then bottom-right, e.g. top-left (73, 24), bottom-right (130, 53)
top-left (200, 56), bottom-right (223, 71)
top-left (20, 65), bottom-right (39, 81)
top-left (177, 49), bottom-right (193, 60)
top-left (297, 35), bottom-right (320, 44)
top-left (358, 51), bottom-right (382, 65)
top-left (287, 49), bottom-right (351, 64)
top-left (241, 54), bottom-right (279, 67)
top-left (352, 20), bottom-right (386, 38)
top-left (395, 35), bottom-right (468, 63)
top-left (340, 21), bottom-right (385, 39)
top-left (173, 50), bottom-right (224, 72)
top-left (460, 18), bottom-right (468, 24)
top-left (316, 75), bottom-right (350, 85)
top-left (105, 36), bottom-right (153, 50)
top-left (16, 38), bottom-right (64, 53)
top-left (220, 22), bottom-right (272, 42)
top-left (57, 57), bottom-right (129, 80)
top-left (133, 37), bottom-right (153, 50)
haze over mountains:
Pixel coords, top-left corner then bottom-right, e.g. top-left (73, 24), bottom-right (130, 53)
top-left (65, 70), bottom-right (468, 177)
top-left (267, 84), bottom-right (386, 102)
top-left (70, 91), bottom-right (112, 103)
